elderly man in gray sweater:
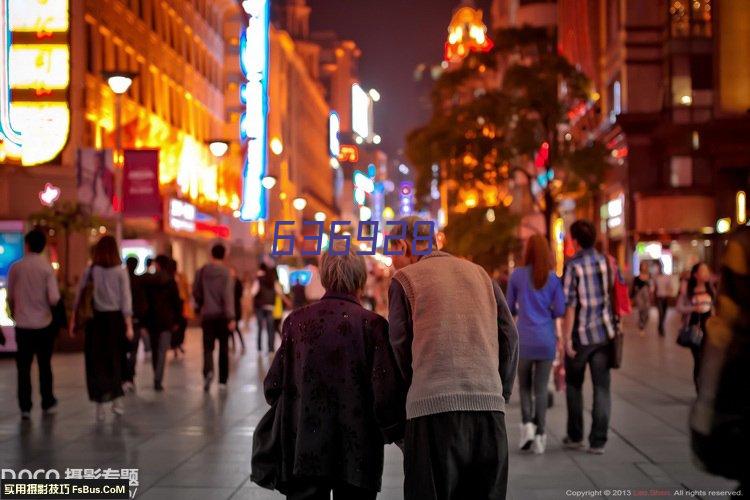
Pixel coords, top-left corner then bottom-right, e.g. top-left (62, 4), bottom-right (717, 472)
top-left (388, 216), bottom-right (519, 500)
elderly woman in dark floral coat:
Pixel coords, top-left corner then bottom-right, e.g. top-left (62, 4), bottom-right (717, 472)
top-left (261, 246), bottom-right (406, 500)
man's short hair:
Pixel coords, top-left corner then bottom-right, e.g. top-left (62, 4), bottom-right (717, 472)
top-left (125, 256), bottom-right (139, 273)
top-left (24, 229), bottom-right (46, 253)
top-left (320, 244), bottom-right (367, 295)
top-left (211, 243), bottom-right (226, 260)
top-left (154, 254), bottom-right (172, 271)
top-left (570, 220), bottom-right (597, 249)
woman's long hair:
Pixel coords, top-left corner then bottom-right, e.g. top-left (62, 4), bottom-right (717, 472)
top-left (687, 262), bottom-right (714, 299)
top-left (92, 235), bottom-right (121, 268)
top-left (524, 234), bottom-right (553, 290)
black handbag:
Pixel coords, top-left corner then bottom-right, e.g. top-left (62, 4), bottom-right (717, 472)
top-left (677, 323), bottom-right (703, 348)
top-left (250, 401), bottom-right (281, 490)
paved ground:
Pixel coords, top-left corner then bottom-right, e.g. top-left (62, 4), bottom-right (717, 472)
top-left (0, 308), bottom-right (740, 499)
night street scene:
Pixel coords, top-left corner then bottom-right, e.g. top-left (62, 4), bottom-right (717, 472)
top-left (0, 0), bottom-right (748, 499)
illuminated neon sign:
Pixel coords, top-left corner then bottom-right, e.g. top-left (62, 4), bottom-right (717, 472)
top-left (239, 0), bottom-right (270, 221)
top-left (0, 0), bottom-right (71, 166)
top-left (168, 198), bottom-right (230, 239)
top-left (39, 182), bottom-right (61, 207)
top-left (328, 111), bottom-right (340, 158)
top-left (338, 144), bottom-right (359, 163)
top-left (352, 83), bottom-right (371, 140)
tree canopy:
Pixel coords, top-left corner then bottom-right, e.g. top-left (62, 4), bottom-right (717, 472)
top-left (406, 26), bottom-right (612, 238)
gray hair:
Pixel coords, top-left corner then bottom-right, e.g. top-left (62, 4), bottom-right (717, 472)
top-left (320, 245), bottom-right (367, 295)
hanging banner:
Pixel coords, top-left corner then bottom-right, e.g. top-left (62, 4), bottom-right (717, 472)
top-left (77, 148), bottom-right (115, 217)
top-left (123, 149), bottom-right (161, 218)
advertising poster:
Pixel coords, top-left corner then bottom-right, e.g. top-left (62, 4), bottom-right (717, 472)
top-left (76, 148), bottom-right (115, 217)
top-left (123, 149), bottom-right (161, 218)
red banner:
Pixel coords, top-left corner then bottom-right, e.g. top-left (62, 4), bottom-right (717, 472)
top-left (123, 149), bottom-right (161, 217)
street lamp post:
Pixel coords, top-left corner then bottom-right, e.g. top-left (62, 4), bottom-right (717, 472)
top-left (103, 71), bottom-right (137, 245)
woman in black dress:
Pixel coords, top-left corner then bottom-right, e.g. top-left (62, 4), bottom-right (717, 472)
top-left (72, 236), bottom-right (133, 420)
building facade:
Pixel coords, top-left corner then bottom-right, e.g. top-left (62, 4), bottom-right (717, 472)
top-left (0, 0), bottom-right (347, 279)
top-left (559, 0), bottom-right (750, 275)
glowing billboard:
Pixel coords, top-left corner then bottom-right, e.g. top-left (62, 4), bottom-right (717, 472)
top-left (0, 0), bottom-right (71, 166)
top-left (352, 83), bottom-right (371, 140)
top-left (328, 111), bottom-right (340, 158)
top-left (239, 0), bottom-right (270, 221)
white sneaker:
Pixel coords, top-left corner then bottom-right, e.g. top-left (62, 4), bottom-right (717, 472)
top-left (532, 434), bottom-right (547, 454)
top-left (95, 404), bottom-right (105, 422)
top-left (519, 423), bottom-right (536, 451)
top-left (111, 398), bottom-right (124, 416)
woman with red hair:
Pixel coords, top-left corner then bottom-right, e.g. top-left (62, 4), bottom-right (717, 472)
top-left (506, 234), bottom-right (565, 454)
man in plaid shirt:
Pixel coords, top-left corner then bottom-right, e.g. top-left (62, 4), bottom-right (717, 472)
top-left (562, 220), bottom-right (615, 454)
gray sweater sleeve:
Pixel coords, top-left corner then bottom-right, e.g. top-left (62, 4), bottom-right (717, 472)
top-left (493, 280), bottom-right (519, 400)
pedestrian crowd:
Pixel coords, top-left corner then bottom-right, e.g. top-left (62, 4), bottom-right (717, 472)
top-left (4, 218), bottom-right (748, 498)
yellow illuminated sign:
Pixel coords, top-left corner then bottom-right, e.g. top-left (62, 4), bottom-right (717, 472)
top-left (9, 0), bottom-right (69, 32)
top-left (1, 0), bottom-right (70, 166)
top-left (9, 45), bottom-right (69, 90)
top-left (737, 191), bottom-right (747, 225)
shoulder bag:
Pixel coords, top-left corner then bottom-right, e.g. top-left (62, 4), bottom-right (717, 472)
top-left (606, 257), bottom-right (624, 369)
top-left (74, 268), bottom-right (95, 333)
top-left (250, 401), bottom-right (281, 490)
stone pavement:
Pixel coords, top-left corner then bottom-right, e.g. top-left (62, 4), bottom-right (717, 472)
top-left (0, 308), bottom-right (740, 499)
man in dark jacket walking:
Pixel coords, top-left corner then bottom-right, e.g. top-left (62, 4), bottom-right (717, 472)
top-left (193, 243), bottom-right (235, 391)
top-left (123, 257), bottom-right (148, 392)
top-left (143, 255), bottom-right (183, 391)
top-left (387, 217), bottom-right (519, 500)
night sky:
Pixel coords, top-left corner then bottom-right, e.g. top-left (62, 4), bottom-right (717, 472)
top-left (307, 0), bottom-right (493, 159)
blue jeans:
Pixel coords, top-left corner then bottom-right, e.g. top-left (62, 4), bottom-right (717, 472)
top-left (256, 308), bottom-right (275, 352)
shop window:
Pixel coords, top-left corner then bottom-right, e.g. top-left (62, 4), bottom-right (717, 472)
top-left (670, 0), bottom-right (712, 38)
top-left (138, 63), bottom-right (147, 106)
top-left (85, 22), bottom-right (95, 75)
top-left (670, 156), bottom-right (693, 187)
top-left (150, 0), bottom-right (158, 32)
top-left (607, 0), bottom-right (620, 47)
top-left (103, 35), bottom-right (115, 71)
top-left (691, 54), bottom-right (713, 90)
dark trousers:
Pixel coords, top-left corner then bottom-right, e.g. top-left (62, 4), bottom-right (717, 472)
top-left (690, 343), bottom-right (702, 393)
top-left (202, 318), bottom-right (229, 383)
top-left (286, 480), bottom-right (377, 500)
top-left (256, 308), bottom-right (275, 352)
top-left (122, 325), bottom-right (142, 383)
top-left (656, 298), bottom-right (669, 336)
top-left (150, 329), bottom-right (171, 385)
top-left (15, 325), bottom-right (56, 412)
top-left (637, 305), bottom-right (650, 330)
top-left (565, 343), bottom-right (611, 448)
top-left (404, 411), bottom-right (508, 500)
top-left (518, 358), bottom-right (554, 434)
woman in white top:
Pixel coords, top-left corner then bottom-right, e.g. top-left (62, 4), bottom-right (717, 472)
top-left (72, 235), bottom-right (133, 420)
